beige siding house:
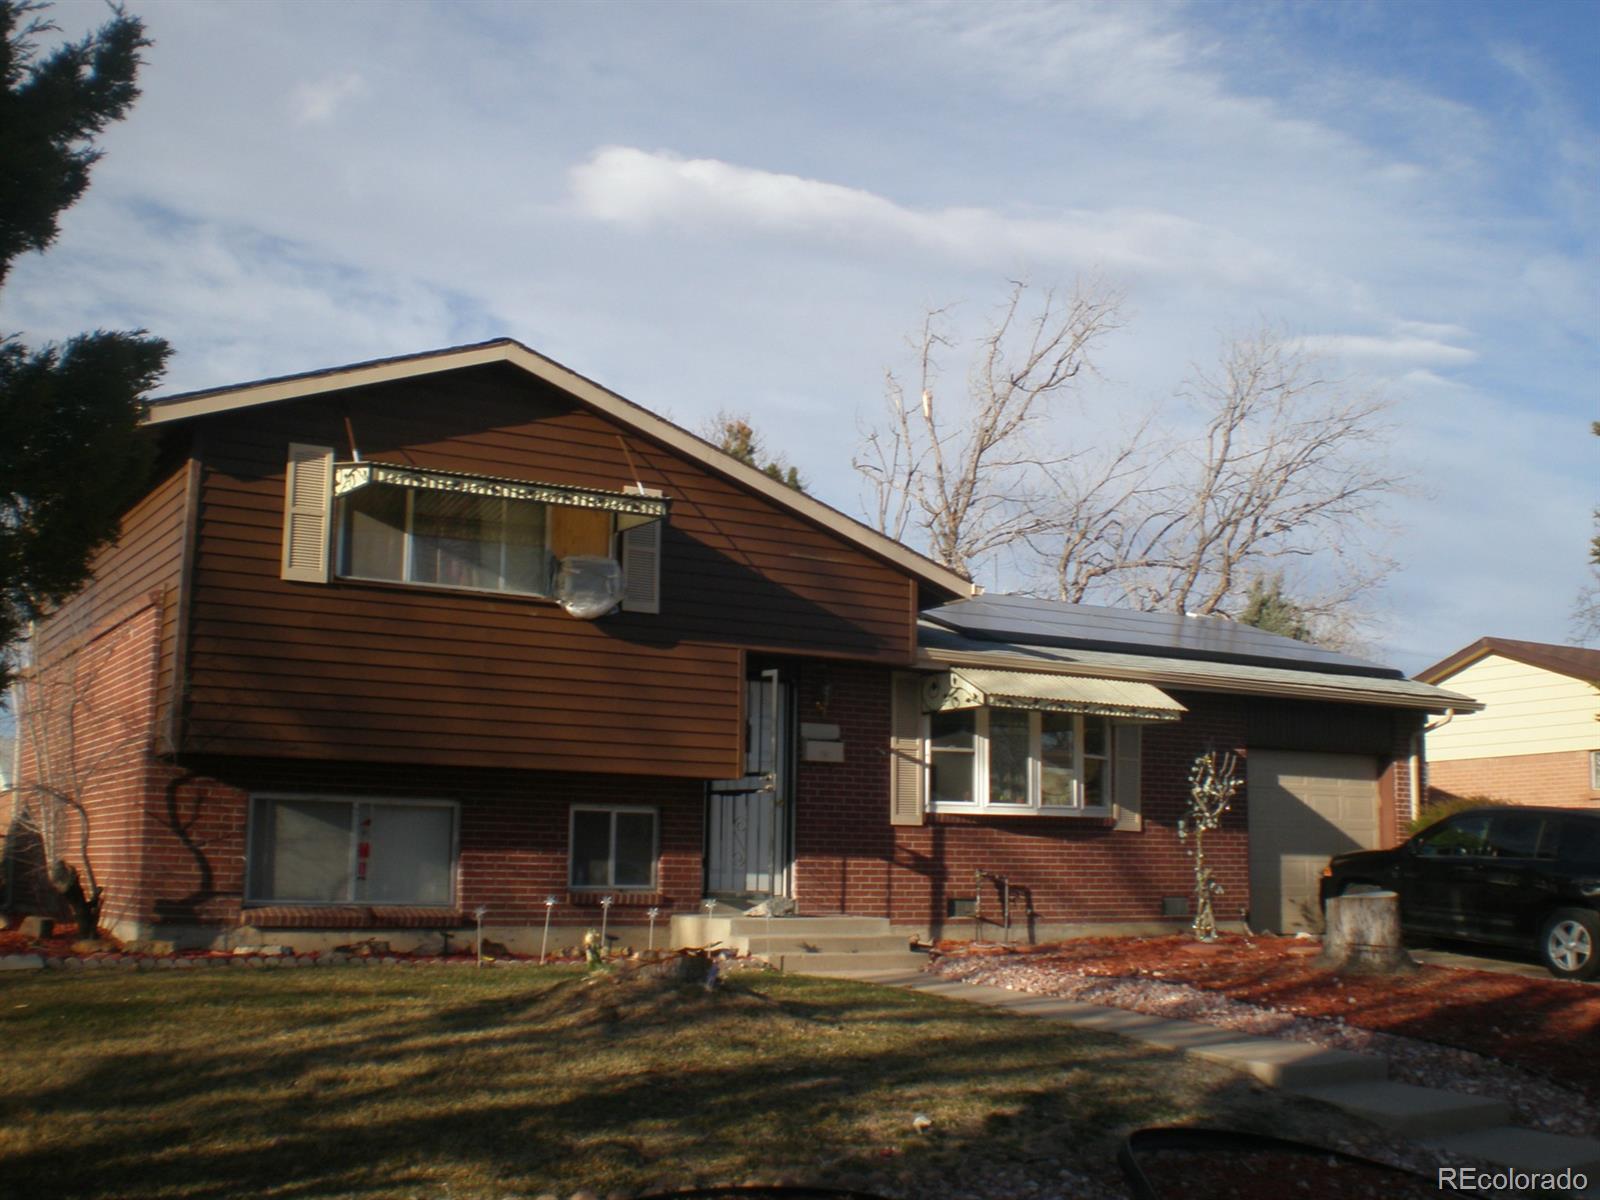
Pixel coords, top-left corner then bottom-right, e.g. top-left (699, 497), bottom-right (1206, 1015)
top-left (1417, 638), bottom-right (1600, 808)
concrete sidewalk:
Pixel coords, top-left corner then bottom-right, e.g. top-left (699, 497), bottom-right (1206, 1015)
top-left (822, 968), bottom-right (1600, 1199)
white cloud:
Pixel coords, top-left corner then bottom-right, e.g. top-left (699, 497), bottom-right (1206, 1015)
top-left (289, 72), bottom-right (367, 124)
top-left (1293, 333), bottom-right (1478, 368)
top-left (568, 146), bottom-right (1288, 287)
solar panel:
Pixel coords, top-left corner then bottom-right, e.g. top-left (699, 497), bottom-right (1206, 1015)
top-left (920, 595), bottom-right (1400, 678)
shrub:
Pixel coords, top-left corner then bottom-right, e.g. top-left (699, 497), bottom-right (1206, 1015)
top-left (1406, 793), bottom-right (1507, 837)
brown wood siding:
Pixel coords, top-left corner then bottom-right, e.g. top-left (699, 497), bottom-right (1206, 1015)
top-left (34, 461), bottom-right (190, 747)
top-left (182, 364), bottom-right (918, 774)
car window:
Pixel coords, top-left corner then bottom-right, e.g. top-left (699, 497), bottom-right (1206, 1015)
top-left (1555, 817), bottom-right (1600, 867)
top-left (1416, 813), bottom-right (1492, 857)
top-left (1486, 812), bottom-right (1547, 859)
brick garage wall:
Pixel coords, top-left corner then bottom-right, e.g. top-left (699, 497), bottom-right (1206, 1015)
top-left (1428, 750), bottom-right (1600, 809)
top-left (6, 596), bottom-right (164, 929)
top-left (82, 755), bottom-right (707, 938)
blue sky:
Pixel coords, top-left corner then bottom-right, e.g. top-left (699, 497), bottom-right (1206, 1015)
top-left (4, 0), bottom-right (1597, 673)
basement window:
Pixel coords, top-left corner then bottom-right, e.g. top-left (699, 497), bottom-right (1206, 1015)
top-left (246, 795), bottom-right (457, 906)
top-left (569, 805), bottom-right (658, 891)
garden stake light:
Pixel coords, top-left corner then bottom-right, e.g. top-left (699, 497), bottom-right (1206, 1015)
top-left (473, 906), bottom-right (488, 967)
top-left (646, 906), bottom-right (660, 951)
top-left (599, 894), bottom-right (613, 958)
top-left (539, 895), bottom-right (556, 964)
top-left (1177, 750), bottom-right (1242, 942)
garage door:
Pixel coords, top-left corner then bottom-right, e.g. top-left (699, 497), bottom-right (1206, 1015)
top-left (1247, 751), bottom-right (1381, 934)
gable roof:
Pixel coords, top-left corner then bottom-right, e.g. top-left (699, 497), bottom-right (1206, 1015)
top-left (145, 338), bottom-right (974, 601)
top-left (1416, 637), bottom-right (1600, 686)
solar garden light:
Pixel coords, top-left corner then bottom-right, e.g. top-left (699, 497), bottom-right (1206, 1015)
top-left (646, 906), bottom-right (661, 951)
top-left (539, 895), bottom-right (557, 964)
top-left (599, 894), bottom-right (614, 957)
top-left (473, 906), bottom-right (488, 967)
top-left (1178, 750), bottom-right (1242, 942)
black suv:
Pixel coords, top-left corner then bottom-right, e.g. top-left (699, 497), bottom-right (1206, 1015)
top-left (1319, 806), bottom-right (1600, 980)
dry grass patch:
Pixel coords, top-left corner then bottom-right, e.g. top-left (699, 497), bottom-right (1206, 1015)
top-left (0, 966), bottom-right (1369, 1198)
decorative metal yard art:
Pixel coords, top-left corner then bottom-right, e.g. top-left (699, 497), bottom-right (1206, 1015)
top-left (539, 895), bottom-right (557, 964)
top-left (1176, 751), bottom-right (1242, 942)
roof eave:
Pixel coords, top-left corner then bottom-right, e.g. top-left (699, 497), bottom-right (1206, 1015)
top-left (918, 644), bottom-right (1485, 713)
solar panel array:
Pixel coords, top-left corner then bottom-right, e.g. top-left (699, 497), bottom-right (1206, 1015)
top-left (920, 595), bottom-right (1400, 678)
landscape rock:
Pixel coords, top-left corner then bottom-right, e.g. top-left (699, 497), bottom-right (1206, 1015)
top-left (0, 954), bottom-right (44, 971)
top-left (18, 916), bottom-right (54, 939)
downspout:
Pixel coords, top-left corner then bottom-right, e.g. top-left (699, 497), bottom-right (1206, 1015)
top-left (1409, 709), bottom-right (1456, 824)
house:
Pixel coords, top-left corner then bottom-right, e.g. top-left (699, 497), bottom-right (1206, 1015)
top-left (6, 339), bottom-right (1480, 948)
top-left (1416, 638), bottom-right (1600, 809)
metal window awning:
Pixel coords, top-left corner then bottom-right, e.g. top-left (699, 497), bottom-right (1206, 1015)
top-left (923, 668), bottom-right (1186, 722)
top-left (334, 461), bottom-right (668, 529)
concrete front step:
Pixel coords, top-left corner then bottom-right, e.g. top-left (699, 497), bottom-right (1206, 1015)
top-left (1426, 1126), bottom-right (1600, 1179)
top-left (671, 913), bottom-right (894, 948)
top-left (771, 950), bottom-right (928, 974)
top-left (1293, 1081), bottom-right (1512, 1138)
top-left (733, 933), bottom-right (913, 956)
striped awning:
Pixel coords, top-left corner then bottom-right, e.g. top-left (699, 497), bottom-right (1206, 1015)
top-left (923, 668), bottom-right (1185, 722)
top-left (333, 461), bottom-right (667, 530)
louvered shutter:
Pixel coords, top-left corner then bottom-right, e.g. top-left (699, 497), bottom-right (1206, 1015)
top-left (281, 443), bottom-right (334, 583)
top-left (1113, 724), bottom-right (1143, 831)
top-left (889, 672), bottom-right (926, 826)
top-left (620, 520), bottom-right (661, 613)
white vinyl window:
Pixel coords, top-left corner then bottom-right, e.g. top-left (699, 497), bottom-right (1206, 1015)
top-left (336, 484), bottom-right (556, 597)
top-left (569, 805), bottom-right (658, 890)
top-left (246, 795), bottom-right (458, 906)
top-left (927, 709), bottom-right (1112, 814)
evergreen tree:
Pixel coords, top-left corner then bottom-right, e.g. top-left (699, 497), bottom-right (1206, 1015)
top-left (1237, 574), bottom-right (1314, 643)
top-left (705, 411), bottom-right (807, 492)
top-left (0, 1), bottom-right (169, 692)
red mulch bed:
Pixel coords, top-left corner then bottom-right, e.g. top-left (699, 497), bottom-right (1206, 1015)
top-left (947, 934), bottom-right (1600, 1101)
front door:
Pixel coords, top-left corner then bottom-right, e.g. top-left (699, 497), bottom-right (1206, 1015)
top-left (706, 671), bottom-right (792, 901)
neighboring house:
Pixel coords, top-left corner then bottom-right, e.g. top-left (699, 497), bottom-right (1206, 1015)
top-left (1417, 638), bottom-right (1600, 809)
top-left (8, 340), bottom-right (1479, 946)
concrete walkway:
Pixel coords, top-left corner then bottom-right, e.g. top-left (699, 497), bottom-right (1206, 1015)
top-left (823, 968), bottom-right (1600, 1199)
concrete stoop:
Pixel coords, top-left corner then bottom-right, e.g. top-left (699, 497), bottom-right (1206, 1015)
top-left (840, 969), bottom-right (1600, 1197)
top-left (672, 914), bottom-right (927, 974)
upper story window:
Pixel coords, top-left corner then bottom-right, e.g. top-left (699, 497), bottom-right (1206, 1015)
top-left (338, 483), bottom-right (555, 597)
top-left (279, 444), bottom-right (667, 614)
top-left (929, 707), bottom-right (1112, 813)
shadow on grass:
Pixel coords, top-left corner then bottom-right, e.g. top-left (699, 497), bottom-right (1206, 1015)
top-left (0, 968), bottom-right (1343, 1199)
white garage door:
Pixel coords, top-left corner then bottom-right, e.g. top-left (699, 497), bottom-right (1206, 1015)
top-left (1247, 751), bottom-right (1381, 934)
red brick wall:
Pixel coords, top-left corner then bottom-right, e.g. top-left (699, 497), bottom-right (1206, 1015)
top-left (8, 597), bottom-right (164, 928)
top-left (118, 759), bottom-right (707, 933)
top-left (1428, 750), bottom-right (1600, 809)
top-left (789, 668), bottom-right (1421, 932)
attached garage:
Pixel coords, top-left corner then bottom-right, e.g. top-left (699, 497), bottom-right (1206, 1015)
top-left (1247, 751), bottom-right (1381, 933)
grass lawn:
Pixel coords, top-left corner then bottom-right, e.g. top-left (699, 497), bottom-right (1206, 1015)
top-left (0, 965), bottom-right (1372, 1199)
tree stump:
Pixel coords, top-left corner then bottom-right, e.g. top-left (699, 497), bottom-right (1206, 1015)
top-left (1320, 892), bottom-right (1416, 974)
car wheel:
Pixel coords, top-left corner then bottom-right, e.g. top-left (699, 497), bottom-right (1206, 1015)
top-left (1539, 909), bottom-right (1600, 981)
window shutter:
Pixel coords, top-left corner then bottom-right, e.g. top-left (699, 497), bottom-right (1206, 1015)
top-left (889, 672), bottom-right (926, 827)
top-left (1113, 723), bottom-right (1143, 831)
top-left (620, 521), bottom-right (661, 613)
top-left (281, 443), bottom-right (334, 583)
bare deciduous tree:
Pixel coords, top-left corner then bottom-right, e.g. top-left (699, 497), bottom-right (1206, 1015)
top-left (855, 278), bottom-right (1124, 580)
top-left (1050, 329), bottom-right (1400, 634)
